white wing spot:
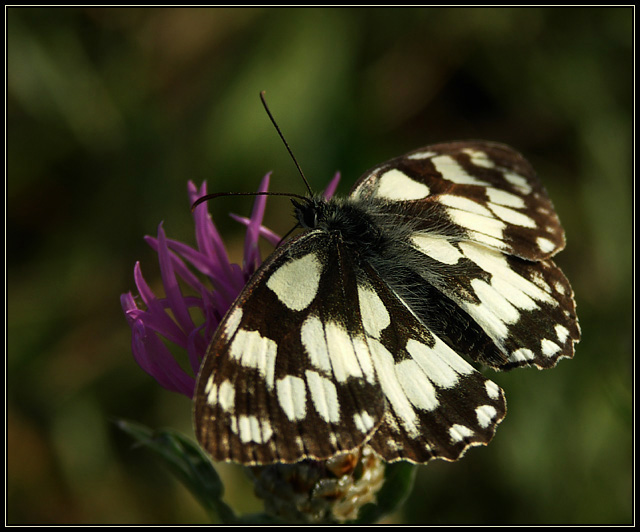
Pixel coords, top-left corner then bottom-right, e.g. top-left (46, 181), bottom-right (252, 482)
top-left (440, 194), bottom-right (494, 217)
top-left (204, 374), bottom-right (215, 395)
top-left (407, 150), bottom-right (437, 160)
top-left (537, 237), bottom-right (556, 254)
top-left (277, 376), bottom-right (307, 421)
top-left (229, 329), bottom-right (277, 389)
top-left (554, 281), bottom-right (567, 295)
top-left (469, 278), bottom-right (520, 334)
top-left (224, 307), bottom-right (243, 339)
top-left (486, 187), bottom-right (526, 208)
top-left (530, 270), bottom-right (551, 292)
top-left (377, 169), bottom-right (431, 200)
top-left (466, 230), bottom-right (508, 251)
top-left (541, 338), bottom-right (561, 357)
top-left (449, 424), bottom-right (475, 443)
top-left (461, 242), bottom-right (554, 305)
top-left (406, 337), bottom-right (474, 389)
top-left (489, 203), bottom-right (537, 228)
top-left (459, 242), bottom-right (556, 344)
top-left (358, 285), bottom-right (390, 338)
top-left (511, 348), bottom-right (535, 363)
top-left (302, 317), bottom-right (374, 383)
top-left (218, 380), bottom-right (235, 412)
top-left (484, 380), bottom-right (501, 400)
top-left (301, 315), bottom-right (332, 373)
top-left (352, 336), bottom-right (376, 383)
top-left (353, 411), bottom-right (376, 433)
top-left (306, 370), bottom-right (340, 423)
top-left (326, 321), bottom-right (366, 382)
top-left (442, 195), bottom-right (507, 243)
top-left (555, 324), bottom-right (570, 343)
top-left (503, 171), bottom-right (532, 194)
top-left (395, 359), bottom-right (438, 411)
top-left (454, 212), bottom-right (507, 242)
top-left (411, 233), bottom-right (462, 265)
top-left (546, 224), bottom-right (560, 234)
top-left (432, 154), bottom-right (490, 186)
top-left (205, 380), bottom-right (218, 406)
top-left (267, 252), bottom-right (322, 311)
top-left (233, 415), bottom-right (273, 444)
top-left (476, 405), bottom-right (498, 428)
top-left (463, 148), bottom-right (495, 169)
top-left (368, 338), bottom-right (419, 437)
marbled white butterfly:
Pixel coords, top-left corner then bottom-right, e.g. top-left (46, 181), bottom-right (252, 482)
top-left (193, 133), bottom-right (579, 465)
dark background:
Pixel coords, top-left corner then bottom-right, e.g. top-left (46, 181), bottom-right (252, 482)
top-left (7, 7), bottom-right (632, 524)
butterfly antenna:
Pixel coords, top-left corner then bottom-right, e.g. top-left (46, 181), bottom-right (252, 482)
top-left (190, 190), bottom-right (308, 212)
top-left (260, 91), bottom-right (314, 196)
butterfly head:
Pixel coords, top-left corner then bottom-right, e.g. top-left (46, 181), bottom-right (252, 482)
top-left (292, 195), bottom-right (363, 234)
top-left (290, 194), bottom-right (388, 260)
top-left (291, 196), bottom-right (326, 230)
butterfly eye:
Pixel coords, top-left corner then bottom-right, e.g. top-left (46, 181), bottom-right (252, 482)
top-left (303, 209), bottom-right (318, 228)
top-left (292, 199), bottom-right (319, 229)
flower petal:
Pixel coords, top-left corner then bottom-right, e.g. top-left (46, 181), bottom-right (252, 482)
top-left (243, 173), bottom-right (271, 275)
top-left (187, 324), bottom-right (208, 374)
top-left (133, 262), bottom-right (188, 348)
top-left (156, 223), bottom-right (196, 335)
top-left (145, 235), bottom-right (238, 306)
top-left (131, 318), bottom-right (196, 396)
top-left (229, 213), bottom-right (282, 247)
top-left (189, 181), bottom-right (236, 285)
top-left (121, 292), bottom-right (195, 396)
top-left (323, 171), bottom-right (341, 199)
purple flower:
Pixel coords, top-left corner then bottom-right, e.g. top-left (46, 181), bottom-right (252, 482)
top-left (121, 173), bottom-right (341, 398)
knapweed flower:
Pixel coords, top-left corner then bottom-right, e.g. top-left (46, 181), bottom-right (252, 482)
top-left (120, 173), bottom-right (342, 397)
top-left (120, 174), bottom-right (277, 397)
top-left (120, 172), bottom-right (389, 524)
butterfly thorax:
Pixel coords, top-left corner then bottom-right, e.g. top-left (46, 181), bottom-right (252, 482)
top-left (292, 196), bottom-right (389, 259)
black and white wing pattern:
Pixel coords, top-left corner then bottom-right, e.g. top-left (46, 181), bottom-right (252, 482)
top-left (351, 141), bottom-right (565, 261)
top-left (350, 141), bottom-right (580, 370)
top-left (194, 140), bottom-right (579, 466)
top-left (195, 232), bottom-right (386, 464)
top-left (195, 230), bottom-right (506, 465)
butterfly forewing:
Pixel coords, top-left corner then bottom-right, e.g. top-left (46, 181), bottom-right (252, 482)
top-left (351, 141), bottom-right (565, 261)
top-left (194, 231), bottom-right (387, 464)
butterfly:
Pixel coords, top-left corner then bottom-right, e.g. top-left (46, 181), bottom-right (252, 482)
top-left (193, 140), bottom-right (580, 465)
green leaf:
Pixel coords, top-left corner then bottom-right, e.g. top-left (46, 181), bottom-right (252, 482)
top-left (117, 420), bottom-right (417, 524)
top-left (117, 419), bottom-right (238, 523)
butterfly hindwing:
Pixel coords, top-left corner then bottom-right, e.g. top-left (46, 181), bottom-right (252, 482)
top-left (386, 237), bottom-right (580, 371)
top-left (447, 244), bottom-right (580, 369)
top-left (355, 263), bottom-right (507, 462)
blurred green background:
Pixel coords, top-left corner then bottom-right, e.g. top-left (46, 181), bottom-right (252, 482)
top-left (7, 7), bottom-right (632, 524)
